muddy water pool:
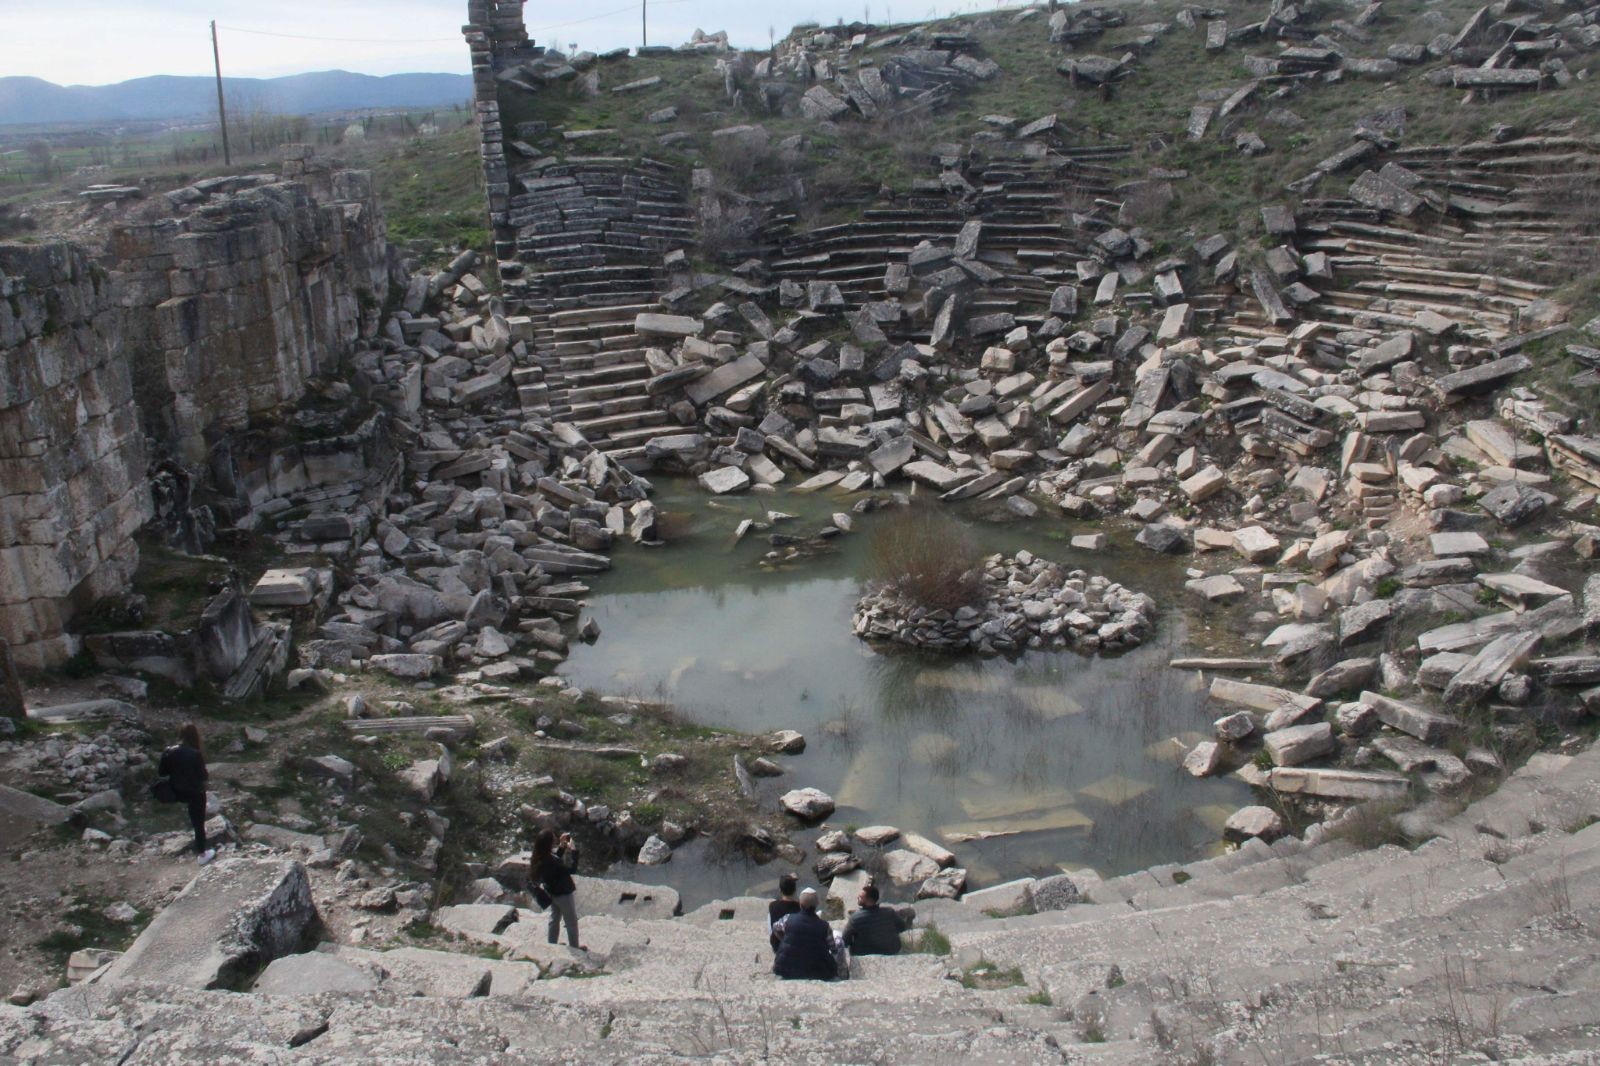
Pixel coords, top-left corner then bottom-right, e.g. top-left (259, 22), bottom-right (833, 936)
top-left (562, 480), bottom-right (1252, 903)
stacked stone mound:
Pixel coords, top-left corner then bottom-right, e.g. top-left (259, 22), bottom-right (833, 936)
top-left (853, 551), bottom-right (1153, 655)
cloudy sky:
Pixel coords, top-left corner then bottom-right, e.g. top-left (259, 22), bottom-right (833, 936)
top-left (8, 0), bottom-right (1007, 86)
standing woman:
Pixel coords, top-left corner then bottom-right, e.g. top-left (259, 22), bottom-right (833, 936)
top-left (533, 828), bottom-right (584, 950)
top-left (160, 723), bottom-right (215, 866)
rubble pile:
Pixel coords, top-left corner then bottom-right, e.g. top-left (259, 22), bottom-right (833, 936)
top-left (459, 0), bottom-right (1600, 838)
top-left (853, 551), bottom-right (1154, 654)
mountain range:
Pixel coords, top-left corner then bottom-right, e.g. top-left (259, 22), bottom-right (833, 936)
top-left (0, 70), bottom-right (473, 127)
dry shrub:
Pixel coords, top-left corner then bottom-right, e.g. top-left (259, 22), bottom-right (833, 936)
top-left (867, 508), bottom-right (985, 611)
top-left (697, 196), bottom-right (766, 261)
top-left (1326, 799), bottom-right (1414, 851)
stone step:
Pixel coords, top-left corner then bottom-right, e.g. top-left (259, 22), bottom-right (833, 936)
top-left (549, 348), bottom-right (649, 372)
top-left (595, 424), bottom-right (691, 450)
top-left (546, 303), bottom-right (659, 327)
top-left (556, 362), bottom-right (651, 388)
top-left (571, 409), bottom-right (669, 436)
top-left (563, 383), bottom-right (654, 409)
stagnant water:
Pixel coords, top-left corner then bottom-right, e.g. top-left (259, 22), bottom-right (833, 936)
top-left (563, 479), bottom-right (1252, 904)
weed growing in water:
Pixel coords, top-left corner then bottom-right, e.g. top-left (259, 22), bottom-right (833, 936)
top-left (866, 508), bottom-right (983, 611)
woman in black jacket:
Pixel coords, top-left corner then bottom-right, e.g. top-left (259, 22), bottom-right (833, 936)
top-left (533, 829), bottom-right (583, 949)
top-left (160, 723), bottom-right (214, 865)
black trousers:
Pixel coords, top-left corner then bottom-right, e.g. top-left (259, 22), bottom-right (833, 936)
top-left (179, 791), bottom-right (207, 852)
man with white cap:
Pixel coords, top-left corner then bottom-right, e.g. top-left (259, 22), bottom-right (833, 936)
top-left (771, 887), bottom-right (839, 980)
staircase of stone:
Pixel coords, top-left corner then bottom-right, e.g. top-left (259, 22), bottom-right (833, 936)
top-left (516, 300), bottom-right (684, 465)
top-left (1291, 137), bottom-right (1599, 339)
top-left (492, 154), bottom-right (695, 449)
top-left (759, 147), bottom-right (1123, 323)
top-left (15, 743), bottom-right (1596, 1061)
top-left (502, 155), bottom-right (691, 276)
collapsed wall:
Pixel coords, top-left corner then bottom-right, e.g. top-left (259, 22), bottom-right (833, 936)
top-left (113, 170), bottom-right (392, 465)
top-left (0, 244), bottom-right (152, 669)
top-left (0, 161), bottom-right (397, 668)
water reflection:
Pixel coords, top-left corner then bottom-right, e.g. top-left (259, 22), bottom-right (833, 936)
top-left (564, 480), bottom-right (1250, 900)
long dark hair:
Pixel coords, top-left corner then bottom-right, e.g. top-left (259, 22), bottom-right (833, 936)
top-left (178, 723), bottom-right (202, 754)
top-left (532, 828), bottom-right (556, 863)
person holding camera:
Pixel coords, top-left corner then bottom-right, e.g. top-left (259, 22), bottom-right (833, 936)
top-left (532, 828), bottom-right (584, 950)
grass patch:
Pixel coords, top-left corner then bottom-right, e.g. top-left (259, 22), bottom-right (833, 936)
top-left (34, 894), bottom-right (142, 968)
top-left (959, 959), bottom-right (1026, 990)
top-left (1024, 987), bottom-right (1053, 1006)
top-left (909, 922), bottom-right (952, 956)
top-left (1327, 799), bottom-right (1415, 851)
top-left (367, 124), bottom-right (489, 255)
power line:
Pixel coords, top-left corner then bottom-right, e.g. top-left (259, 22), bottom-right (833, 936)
top-left (215, 2), bottom-right (694, 51)
top-left (526, 0), bottom-right (691, 36)
top-left (216, 25), bottom-right (459, 44)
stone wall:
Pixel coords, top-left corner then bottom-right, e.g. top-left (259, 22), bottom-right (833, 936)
top-left (0, 242), bottom-right (152, 668)
top-left (463, 0), bottom-right (536, 260)
top-left (113, 170), bottom-right (393, 465)
top-left (1, 162), bottom-right (397, 668)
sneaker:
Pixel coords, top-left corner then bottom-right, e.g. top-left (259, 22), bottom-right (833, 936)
top-left (198, 849), bottom-right (217, 866)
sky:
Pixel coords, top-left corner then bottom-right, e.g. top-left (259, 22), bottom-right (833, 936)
top-left (5, 0), bottom-right (1007, 86)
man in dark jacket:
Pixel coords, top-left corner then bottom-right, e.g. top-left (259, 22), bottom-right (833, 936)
top-left (767, 872), bottom-right (800, 953)
top-left (771, 888), bottom-right (837, 980)
top-left (842, 881), bottom-right (908, 956)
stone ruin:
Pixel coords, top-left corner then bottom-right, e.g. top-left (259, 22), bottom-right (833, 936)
top-left (1, 154), bottom-right (391, 673)
top-left (445, 0), bottom-right (1600, 825)
top-left (3, 0), bottom-right (1600, 1058)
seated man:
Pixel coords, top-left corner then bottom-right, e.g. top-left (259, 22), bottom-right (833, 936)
top-left (767, 872), bottom-right (801, 953)
top-left (841, 881), bottom-right (908, 956)
top-left (771, 888), bottom-right (838, 981)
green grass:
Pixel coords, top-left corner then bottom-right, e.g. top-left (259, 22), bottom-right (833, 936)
top-left (367, 125), bottom-right (490, 254)
top-left (34, 894), bottom-right (142, 969)
top-left (909, 922), bottom-right (952, 955)
top-left (1024, 987), bottom-right (1053, 1006)
top-left (959, 960), bottom-right (1026, 990)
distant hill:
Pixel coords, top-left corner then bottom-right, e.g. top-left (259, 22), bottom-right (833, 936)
top-left (0, 70), bottom-right (473, 126)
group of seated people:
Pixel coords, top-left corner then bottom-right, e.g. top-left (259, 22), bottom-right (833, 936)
top-left (766, 872), bottom-right (911, 981)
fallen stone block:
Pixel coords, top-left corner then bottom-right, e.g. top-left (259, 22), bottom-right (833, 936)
top-left (368, 654), bottom-right (442, 680)
top-left (698, 467), bottom-right (751, 494)
top-left (635, 313), bottom-right (702, 338)
top-left (1263, 722), bottom-right (1335, 766)
top-left (254, 950), bottom-right (379, 996)
top-left (102, 858), bottom-right (316, 989)
top-left (1224, 805), bottom-right (1286, 842)
top-left (1267, 766), bottom-right (1410, 800)
top-left (250, 568), bottom-right (318, 607)
top-left (1359, 691), bottom-right (1464, 744)
top-left (0, 784), bottom-right (72, 848)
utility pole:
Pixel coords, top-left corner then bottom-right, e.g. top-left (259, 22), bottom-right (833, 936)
top-left (641, 0), bottom-right (647, 49)
top-left (211, 20), bottom-right (232, 166)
